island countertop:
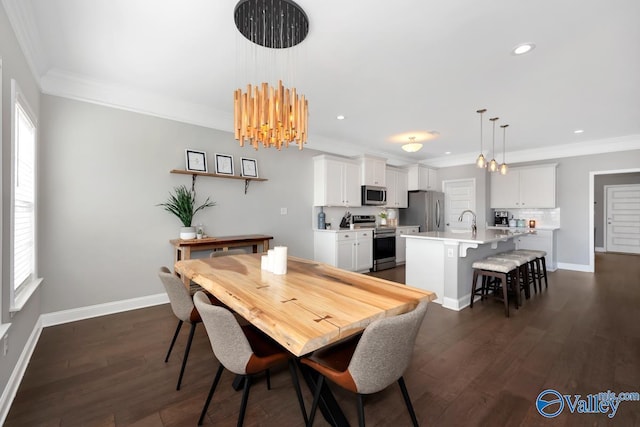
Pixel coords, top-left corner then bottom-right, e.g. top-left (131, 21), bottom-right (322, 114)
top-left (403, 228), bottom-right (532, 244)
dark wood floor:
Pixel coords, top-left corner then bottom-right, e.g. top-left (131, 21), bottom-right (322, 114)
top-left (6, 253), bottom-right (640, 426)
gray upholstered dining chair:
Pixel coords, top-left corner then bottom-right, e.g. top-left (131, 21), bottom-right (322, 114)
top-left (301, 301), bottom-right (428, 427)
top-left (193, 291), bottom-right (307, 426)
top-left (158, 266), bottom-right (222, 390)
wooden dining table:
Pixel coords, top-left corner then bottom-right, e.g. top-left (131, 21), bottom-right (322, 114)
top-left (174, 253), bottom-right (436, 426)
top-left (174, 253), bottom-right (436, 357)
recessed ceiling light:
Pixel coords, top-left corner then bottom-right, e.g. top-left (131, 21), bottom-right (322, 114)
top-left (445, 151), bottom-right (451, 155)
top-left (336, 115), bottom-right (345, 120)
top-left (574, 129), bottom-right (584, 134)
top-left (512, 43), bottom-right (536, 56)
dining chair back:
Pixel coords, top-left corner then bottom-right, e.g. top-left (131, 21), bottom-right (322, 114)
top-left (193, 291), bottom-right (307, 426)
top-left (158, 266), bottom-right (202, 390)
top-left (302, 301), bottom-right (428, 426)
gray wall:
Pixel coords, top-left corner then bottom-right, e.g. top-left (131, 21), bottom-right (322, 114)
top-left (434, 164), bottom-right (491, 230)
top-left (0, 2), bottom-right (42, 407)
top-left (39, 94), bottom-right (319, 313)
top-left (594, 173), bottom-right (640, 248)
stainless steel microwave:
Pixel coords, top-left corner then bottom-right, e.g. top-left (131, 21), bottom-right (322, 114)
top-left (361, 185), bottom-right (387, 206)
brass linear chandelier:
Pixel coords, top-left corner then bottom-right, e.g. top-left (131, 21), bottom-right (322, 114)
top-left (233, 0), bottom-right (309, 150)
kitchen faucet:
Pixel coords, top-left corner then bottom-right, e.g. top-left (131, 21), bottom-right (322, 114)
top-left (458, 210), bottom-right (477, 234)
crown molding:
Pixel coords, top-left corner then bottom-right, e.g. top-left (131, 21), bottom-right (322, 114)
top-left (423, 134), bottom-right (640, 168)
top-left (40, 68), bottom-right (235, 131)
top-left (37, 68), bottom-right (640, 169)
top-left (2, 0), bottom-right (47, 86)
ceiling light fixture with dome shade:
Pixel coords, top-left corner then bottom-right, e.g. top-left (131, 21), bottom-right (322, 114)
top-left (233, 0), bottom-right (309, 150)
top-left (499, 124), bottom-right (509, 175)
top-left (488, 117), bottom-right (499, 172)
top-left (402, 136), bottom-right (423, 153)
top-left (475, 109), bottom-right (487, 168)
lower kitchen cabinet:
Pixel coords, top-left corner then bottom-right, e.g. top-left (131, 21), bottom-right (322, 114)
top-left (395, 226), bottom-right (420, 264)
top-left (314, 229), bottom-right (373, 272)
top-left (516, 229), bottom-right (557, 271)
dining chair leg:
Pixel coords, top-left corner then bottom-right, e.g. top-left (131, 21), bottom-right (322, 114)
top-left (288, 359), bottom-right (308, 425)
top-left (398, 376), bottom-right (419, 427)
top-left (266, 369), bottom-right (271, 390)
top-left (357, 394), bottom-right (365, 427)
top-left (165, 320), bottom-right (183, 362)
top-left (237, 375), bottom-right (252, 427)
top-left (198, 364), bottom-right (224, 426)
top-left (307, 375), bottom-right (325, 427)
top-left (176, 322), bottom-right (196, 390)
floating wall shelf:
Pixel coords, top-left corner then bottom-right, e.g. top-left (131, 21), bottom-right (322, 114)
top-left (170, 169), bottom-right (268, 194)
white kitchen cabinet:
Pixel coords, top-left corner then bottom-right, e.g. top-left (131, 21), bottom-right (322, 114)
top-left (406, 164), bottom-right (438, 191)
top-left (314, 155), bottom-right (361, 207)
top-left (516, 229), bottom-right (557, 271)
top-left (395, 226), bottom-right (419, 264)
top-left (359, 155), bottom-right (387, 186)
top-left (314, 230), bottom-right (373, 272)
top-left (385, 168), bottom-right (409, 208)
top-left (490, 164), bottom-right (557, 209)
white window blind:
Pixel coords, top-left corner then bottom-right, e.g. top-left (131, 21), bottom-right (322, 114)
top-left (13, 96), bottom-right (36, 292)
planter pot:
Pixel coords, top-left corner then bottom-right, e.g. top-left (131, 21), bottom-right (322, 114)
top-left (180, 226), bottom-right (197, 239)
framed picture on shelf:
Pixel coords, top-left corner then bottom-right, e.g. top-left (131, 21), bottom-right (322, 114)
top-left (214, 153), bottom-right (234, 175)
top-left (185, 149), bottom-right (207, 173)
top-left (240, 157), bottom-right (258, 178)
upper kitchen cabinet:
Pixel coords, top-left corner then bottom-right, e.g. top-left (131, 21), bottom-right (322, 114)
top-left (490, 164), bottom-right (557, 209)
top-left (385, 167), bottom-right (408, 208)
top-left (358, 155), bottom-right (387, 187)
top-left (313, 155), bottom-right (361, 207)
top-left (406, 164), bottom-right (438, 191)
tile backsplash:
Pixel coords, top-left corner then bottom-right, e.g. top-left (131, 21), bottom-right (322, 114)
top-left (499, 208), bottom-right (561, 228)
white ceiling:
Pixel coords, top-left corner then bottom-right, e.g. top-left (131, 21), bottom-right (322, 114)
top-left (4, 0), bottom-right (640, 166)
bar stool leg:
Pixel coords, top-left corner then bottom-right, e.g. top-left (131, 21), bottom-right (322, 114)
top-left (541, 257), bottom-right (548, 289)
top-left (470, 270), bottom-right (479, 308)
top-left (499, 272), bottom-right (509, 317)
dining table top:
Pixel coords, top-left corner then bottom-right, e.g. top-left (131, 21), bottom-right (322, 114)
top-left (174, 254), bottom-right (436, 357)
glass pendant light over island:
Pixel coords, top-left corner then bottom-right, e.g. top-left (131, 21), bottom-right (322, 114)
top-left (499, 124), bottom-right (509, 175)
top-left (475, 109), bottom-right (487, 168)
top-left (488, 117), bottom-right (499, 172)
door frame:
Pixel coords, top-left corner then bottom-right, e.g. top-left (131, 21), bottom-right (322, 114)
top-left (589, 168), bottom-right (640, 271)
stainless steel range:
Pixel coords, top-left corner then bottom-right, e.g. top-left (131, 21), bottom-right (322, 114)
top-left (351, 215), bottom-right (396, 272)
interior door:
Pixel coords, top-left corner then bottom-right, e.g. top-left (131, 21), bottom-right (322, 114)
top-left (443, 179), bottom-right (476, 231)
top-left (606, 184), bottom-right (640, 254)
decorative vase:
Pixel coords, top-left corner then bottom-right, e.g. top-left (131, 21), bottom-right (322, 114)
top-left (180, 226), bottom-right (197, 239)
top-left (380, 218), bottom-right (387, 225)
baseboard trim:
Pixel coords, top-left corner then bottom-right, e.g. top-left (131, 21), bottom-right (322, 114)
top-left (0, 293), bottom-right (170, 424)
top-left (442, 296), bottom-right (468, 311)
top-left (41, 293), bottom-right (169, 327)
top-left (0, 317), bottom-right (43, 426)
top-left (557, 262), bottom-right (593, 273)
top-left (595, 247), bottom-right (606, 253)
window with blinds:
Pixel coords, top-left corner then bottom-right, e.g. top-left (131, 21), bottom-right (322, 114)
top-left (13, 92), bottom-right (37, 292)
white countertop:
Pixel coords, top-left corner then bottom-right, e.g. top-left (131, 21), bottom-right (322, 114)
top-left (403, 228), bottom-right (531, 244)
top-left (486, 226), bottom-right (560, 231)
top-left (314, 227), bottom-right (374, 233)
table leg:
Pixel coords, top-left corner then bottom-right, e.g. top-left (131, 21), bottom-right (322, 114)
top-left (252, 244), bottom-right (258, 254)
top-left (263, 239), bottom-right (270, 252)
top-left (298, 360), bottom-right (349, 427)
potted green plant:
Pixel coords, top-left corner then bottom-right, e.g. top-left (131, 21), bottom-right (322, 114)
top-left (379, 210), bottom-right (389, 226)
top-left (158, 185), bottom-right (215, 239)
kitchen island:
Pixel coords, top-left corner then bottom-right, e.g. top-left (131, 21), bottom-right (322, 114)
top-left (404, 228), bottom-right (531, 311)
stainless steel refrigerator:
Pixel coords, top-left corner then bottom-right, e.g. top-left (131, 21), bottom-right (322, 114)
top-left (399, 191), bottom-right (445, 232)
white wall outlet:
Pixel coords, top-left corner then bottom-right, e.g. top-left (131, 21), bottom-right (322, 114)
top-left (3, 335), bottom-right (8, 356)
top-left (447, 248), bottom-right (454, 257)
top-left (280, 207), bottom-right (288, 215)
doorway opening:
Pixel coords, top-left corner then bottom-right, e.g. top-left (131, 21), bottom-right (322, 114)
top-left (589, 169), bottom-right (640, 271)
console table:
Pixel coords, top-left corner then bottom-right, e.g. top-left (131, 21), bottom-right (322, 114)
top-left (170, 234), bottom-right (273, 263)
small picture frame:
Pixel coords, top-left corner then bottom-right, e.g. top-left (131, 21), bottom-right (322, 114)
top-left (240, 157), bottom-right (259, 178)
top-left (185, 149), bottom-right (207, 172)
top-left (214, 153), bottom-right (234, 175)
